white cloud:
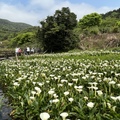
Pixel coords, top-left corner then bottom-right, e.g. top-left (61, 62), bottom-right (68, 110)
top-left (30, 0), bottom-right (55, 9)
top-left (0, 1), bottom-right (118, 26)
top-left (49, 1), bottom-right (115, 20)
top-left (0, 2), bottom-right (39, 25)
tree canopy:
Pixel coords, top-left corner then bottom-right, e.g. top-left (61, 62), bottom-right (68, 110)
top-left (38, 7), bottom-right (77, 52)
top-left (10, 32), bottom-right (35, 47)
top-left (79, 13), bottom-right (102, 29)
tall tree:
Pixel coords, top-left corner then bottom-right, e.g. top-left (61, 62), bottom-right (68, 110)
top-left (39, 7), bottom-right (77, 52)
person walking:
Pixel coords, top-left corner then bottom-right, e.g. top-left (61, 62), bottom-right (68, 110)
top-left (15, 47), bottom-right (19, 56)
top-left (26, 47), bottom-right (30, 55)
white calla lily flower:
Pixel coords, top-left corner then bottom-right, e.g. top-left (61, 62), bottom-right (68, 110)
top-left (60, 112), bottom-right (68, 120)
top-left (40, 112), bottom-right (50, 120)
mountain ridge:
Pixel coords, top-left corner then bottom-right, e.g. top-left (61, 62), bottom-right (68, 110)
top-left (0, 18), bottom-right (32, 32)
top-left (0, 18), bottom-right (33, 41)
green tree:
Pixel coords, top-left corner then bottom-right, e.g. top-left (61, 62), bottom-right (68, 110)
top-left (39, 7), bottom-right (77, 52)
top-left (116, 21), bottom-right (120, 27)
top-left (10, 32), bottom-right (35, 47)
top-left (112, 21), bottom-right (120, 33)
top-left (100, 17), bottom-right (118, 33)
top-left (79, 13), bottom-right (102, 29)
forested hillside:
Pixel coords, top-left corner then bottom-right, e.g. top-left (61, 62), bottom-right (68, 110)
top-left (0, 18), bottom-right (32, 41)
top-left (74, 8), bottom-right (120, 50)
top-left (102, 8), bottom-right (120, 18)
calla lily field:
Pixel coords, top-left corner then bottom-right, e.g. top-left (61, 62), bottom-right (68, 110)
top-left (0, 51), bottom-right (120, 120)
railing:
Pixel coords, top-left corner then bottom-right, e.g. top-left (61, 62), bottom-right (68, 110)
top-left (0, 50), bottom-right (15, 60)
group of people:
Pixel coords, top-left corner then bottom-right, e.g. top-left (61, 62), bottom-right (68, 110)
top-left (15, 47), bottom-right (35, 56)
top-left (15, 47), bottom-right (22, 56)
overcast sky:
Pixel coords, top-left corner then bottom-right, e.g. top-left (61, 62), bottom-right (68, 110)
top-left (0, 0), bottom-right (119, 26)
